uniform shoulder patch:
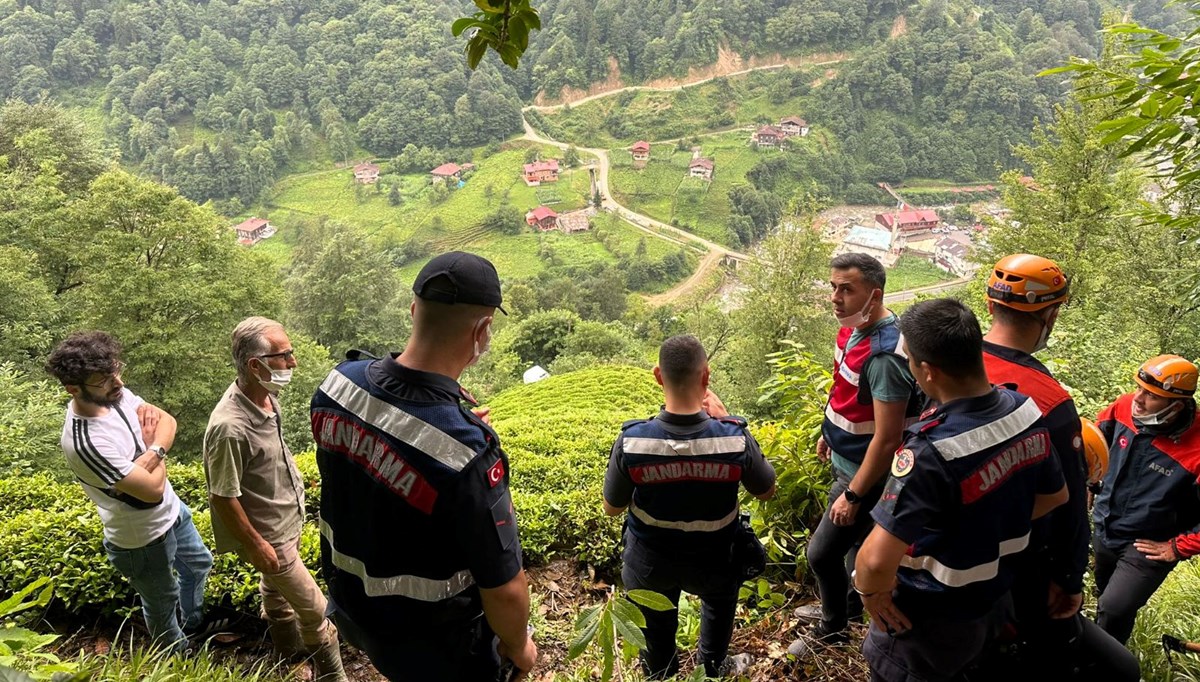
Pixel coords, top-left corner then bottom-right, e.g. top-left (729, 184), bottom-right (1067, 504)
top-left (458, 386), bottom-right (479, 406)
top-left (719, 416), bottom-right (748, 428)
top-left (891, 448), bottom-right (916, 478)
top-left (621, 418), bottom-right (652, 431)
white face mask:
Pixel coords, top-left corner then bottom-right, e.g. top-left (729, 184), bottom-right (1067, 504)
top-left (1133, 401), bottom-right (1180, 427)
top-left (1031, 308), bottom-right (1057, 353)
top-left (467, 318), bottom-right (493, 368)
top-left (836, 290), bottom-right (879, 328)
top-left (254, 359), bottom-right (293, 394)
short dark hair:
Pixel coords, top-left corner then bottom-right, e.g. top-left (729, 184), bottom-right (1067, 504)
top-left (659, 335), bottom-right (707, 386)
top-left (899, 299), bottom-right (985, 380)
top-left (46, 331), bottom-right (123, 386)
top-left (831, 252), bottom-right (886, 290)
top-left (991, 301), bottom-right (1057, 329)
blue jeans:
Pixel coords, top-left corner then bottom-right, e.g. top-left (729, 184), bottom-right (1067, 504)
top-left (104, 504), bottom-right (213, 652)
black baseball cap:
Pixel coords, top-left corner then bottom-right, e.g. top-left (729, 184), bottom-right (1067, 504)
top-left (412, 251), bottom-right (507, 314)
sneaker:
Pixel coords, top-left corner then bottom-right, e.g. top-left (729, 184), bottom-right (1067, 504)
top-left (184, 610), bottom-right (242, 641)
top-left (786, 622), bottom-right (850, 658)
top-left (808, 620), bottom-right (851, 645)
top-left (718, 653), bottom-right (753, 676)
top-left (792, 603), bottom-right (824, 622)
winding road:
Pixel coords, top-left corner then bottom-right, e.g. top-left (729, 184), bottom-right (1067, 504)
top-left (519, 54), bottom-right (970, 305)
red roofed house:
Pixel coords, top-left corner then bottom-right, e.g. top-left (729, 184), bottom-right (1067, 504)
top-left (232, 217), bottom-right (276, 246)
top-left (430, 163), bottom-right (463, 183)
top-left (752, 125), bottom-right (785, 149)
top-left (875, 209), bottom-right (940, 234)
top-left (689, 157), bottom-right (714, 180)
top-left (631, 141), bottom-right (651, 162)
top-left (354, 162), bottom-right (380, 184)
top-left (779, 116), bottom-right (810, 137)
top-left (525, 206), bottom-right (559, 230)
top-left (524, 159), bottom-right (560, 185)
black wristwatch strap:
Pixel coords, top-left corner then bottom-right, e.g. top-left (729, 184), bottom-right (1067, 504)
top-left (844, 488), bottom-right (861, 504)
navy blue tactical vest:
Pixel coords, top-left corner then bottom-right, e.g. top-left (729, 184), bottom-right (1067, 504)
top-left (619, 415), bottom-right (750, 551)
top-left (312, 359), bottom-right (503, 630)
top-left (892, 389), bottom-right (1054, 620)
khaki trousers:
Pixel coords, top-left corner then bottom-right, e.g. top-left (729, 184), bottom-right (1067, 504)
top-left (243, 535), bottom-right (330, 647)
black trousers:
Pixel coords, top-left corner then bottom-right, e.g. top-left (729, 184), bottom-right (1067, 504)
top-left (805, 472), bottom-right (883, 630)
top-left (329, 598), bottom-right (501, 682)
top-left (1095, 541), bottom-right (1178, 645)
top-left (621, 531), bottom-right (741, 679)
top-left (997, 550), bottom-right (1140, 681)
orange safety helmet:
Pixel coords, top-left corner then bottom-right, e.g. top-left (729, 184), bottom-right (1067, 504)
top-left (1079, 418), bottom-right (1108, 485)
top-left (1135, 355), bottom-right (1198, 399)
top-left (986, 254), bottom-right (1070, 312)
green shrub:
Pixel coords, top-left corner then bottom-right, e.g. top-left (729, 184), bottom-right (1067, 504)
top-left (0, 363), bottom-right (69, 480)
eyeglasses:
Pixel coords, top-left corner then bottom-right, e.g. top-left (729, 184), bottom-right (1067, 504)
top-left (83, 361), bottom-right (126, 389)
top-left (258, 349), bottom-right (295, 362)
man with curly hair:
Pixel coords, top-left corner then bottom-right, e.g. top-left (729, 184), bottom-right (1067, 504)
top-left (46, 330), bottom-right (213, 653)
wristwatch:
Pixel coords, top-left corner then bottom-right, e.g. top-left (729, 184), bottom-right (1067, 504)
top-left (149, 445), bottom-right (168, 460)
top-left (843, 487), bottom-right (862, 504)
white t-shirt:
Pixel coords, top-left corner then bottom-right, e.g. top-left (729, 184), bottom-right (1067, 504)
top-left (60, 389), bottom-right (180, 549)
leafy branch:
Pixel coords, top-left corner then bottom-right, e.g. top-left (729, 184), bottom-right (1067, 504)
top-left (452, 0), bottom-right (542, 69)
top-left (568, 588), bottom-right (675, 682)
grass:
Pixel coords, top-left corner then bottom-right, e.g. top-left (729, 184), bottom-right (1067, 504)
top-left (260, 143), bottom-right (593, 268)
top-left (887, 255), bottom-right (956, 291)
top-left (536, 66), bottom-right (819, 148)
top-left (609, 130), bottom-right (801, 245)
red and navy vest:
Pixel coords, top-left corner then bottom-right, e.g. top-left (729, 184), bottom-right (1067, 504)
top-left (822, 319), bottom-right (920, 465)
top-left (1093, 393), bottom-right (1200, 555)
top-left (619, 415), bottom-right (750, 552)
top-left (982, 341), bottom-right (1089, 593)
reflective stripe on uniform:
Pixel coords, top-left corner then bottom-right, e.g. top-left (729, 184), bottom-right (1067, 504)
top-left (622, 435), bottom-right (746, 457)
top-left (318, 370), bottom-right (476, 471)
top-left (899, 533), bottom-right (1029, 587)
top-left (825, 403), bottom-right (875, 435)
top-left (629, 502), bottom-right (738, 532)
top-left (319, 518), bottom-right (475, 601)
top-left (931, 399), bottom-right (1042, 461)
top-left (838, 362), bottom-right (861, 386)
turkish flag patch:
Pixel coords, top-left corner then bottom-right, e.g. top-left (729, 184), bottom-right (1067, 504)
top-left (487, 459), bottom-right (505, 487)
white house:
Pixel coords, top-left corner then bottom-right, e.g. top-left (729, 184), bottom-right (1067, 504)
top-left (523, 365), bottom-right (551, 384)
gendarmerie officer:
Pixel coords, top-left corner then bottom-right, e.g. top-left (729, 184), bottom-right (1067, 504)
top-left (853, 299), bottom-right (1068, 682)
top-left (603, 335), bottom-right (776, 679)
top-left (312, 251), bottom-right (537, 682)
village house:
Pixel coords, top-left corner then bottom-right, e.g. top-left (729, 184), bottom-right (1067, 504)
top-left (751, 125), bottom-right (786, 149)
top-left (430, 162), bottom-right (463, 183)
top-left (778, 116), bottom-right (810, 137)
top-left (875, 208), bottom-right (940, 235)
top-left (524, 159), bottom-right (560, 185)
top-left (688, 157), bottom-right (714, 180)
top-left (232, 217), bottom-right (276, 246)
top-left (934, 233), bottom-right (974, 277)
top-left (837, 225), bottom-right (896, 265)
top-left (525, 206), bottom-right (559, 231)
top-left (631, 140), bottom-right (651, 162)
top-left (353, 162), bottom-right (380, 184)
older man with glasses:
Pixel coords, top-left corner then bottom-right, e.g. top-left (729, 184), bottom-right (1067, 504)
top-left (46, 330), bottom-right (214, 653)
top-left (203, 317), bottom-right (346, 681)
